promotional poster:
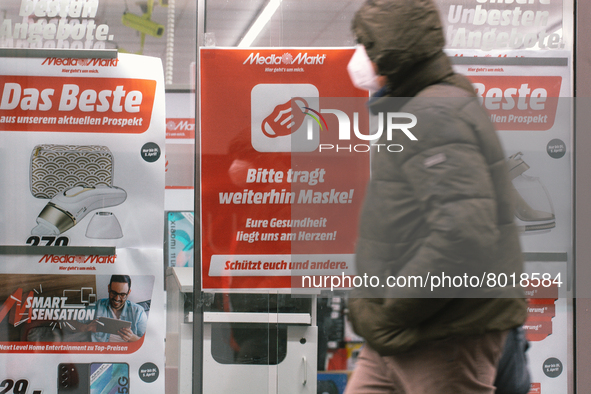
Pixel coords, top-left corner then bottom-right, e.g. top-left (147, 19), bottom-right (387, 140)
top-left (455, 56), bottom-right (572, 394)
top-left (200, 48), bottom-right (371, 290)
top-left (0, 53), bottom-right (166, 393)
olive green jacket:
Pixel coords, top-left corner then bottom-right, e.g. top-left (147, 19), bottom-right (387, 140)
top-left (348, 0), bottom-right (527, 355)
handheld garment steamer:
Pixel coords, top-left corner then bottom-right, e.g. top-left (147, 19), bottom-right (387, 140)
top-left (32, 185), bottom-right (127, 235)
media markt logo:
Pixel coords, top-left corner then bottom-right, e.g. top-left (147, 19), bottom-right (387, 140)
top-left (41, 57), bottom-right (119, 67)
top-left (244, 52), bottom-right (326, 65)
top-left (166, 119), bottom-right (195, 132)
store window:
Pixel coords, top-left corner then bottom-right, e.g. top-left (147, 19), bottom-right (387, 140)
top-left (198, 0), bottom-right (574, 393)
top-left (0, 0), bottom-right (576, 393)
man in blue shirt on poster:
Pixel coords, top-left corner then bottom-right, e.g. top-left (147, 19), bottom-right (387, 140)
top-left (82, 275), bottom-right (148, 342)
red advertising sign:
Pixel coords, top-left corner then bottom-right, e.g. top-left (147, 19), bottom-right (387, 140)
top-left (467, 75), bottom-right (562, 130)
top-left (166, 118), bottom-right (195, 139)
top-left (200, 48), bottom-right (370, 290)
top-left (0, 75), bottom-right (156, 133)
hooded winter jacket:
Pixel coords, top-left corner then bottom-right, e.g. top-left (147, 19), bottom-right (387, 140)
top-left (347, 0), bottom-right (528, 355)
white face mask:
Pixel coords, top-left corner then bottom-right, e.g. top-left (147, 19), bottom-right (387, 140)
top-left (347, 44), bottom-right (382, 93)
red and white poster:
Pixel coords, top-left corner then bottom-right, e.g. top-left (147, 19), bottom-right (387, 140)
top-left (200, 48), bottom-right (370, 290)
top-left (454, 57), bottom-right (572, 394)
top-left (0, 53), bottom-right (166, 393)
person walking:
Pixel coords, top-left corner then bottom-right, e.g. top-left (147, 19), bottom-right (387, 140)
top-left (344, 0), bottom-right (528, 393)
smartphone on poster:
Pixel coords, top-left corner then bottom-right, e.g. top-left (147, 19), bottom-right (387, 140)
top-left (90, 363), bottom-right (129, 394)
top-left (58, 363), bottom-right (129, 394)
